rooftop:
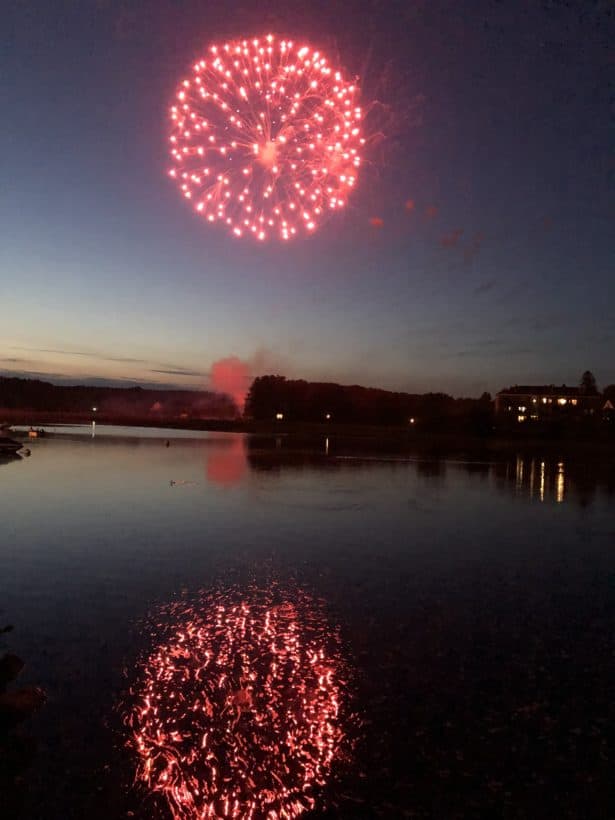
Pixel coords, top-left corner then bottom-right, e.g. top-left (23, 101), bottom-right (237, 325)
top-left (497, 385), bottom-right (581, 397)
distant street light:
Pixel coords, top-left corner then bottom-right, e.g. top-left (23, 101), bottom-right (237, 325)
top-left (325, 413), bottom-right (331, 420)
top-left (276, 412), bottom-right (284, 421)
top-left (92, 406), bottom-right (97, 437)
top-left (409, 417), bottom-right (415, 425)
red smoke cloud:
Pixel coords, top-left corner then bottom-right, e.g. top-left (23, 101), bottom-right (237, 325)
top-left (210, 357), bottom-right (251, 414)
top-left (209, 349), bottom-right (288, 414)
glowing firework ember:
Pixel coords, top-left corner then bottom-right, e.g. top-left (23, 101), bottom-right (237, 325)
top-left (168, 34), bottom-right (365, 240)
top-left (125, 587), bottom-right (350, 818)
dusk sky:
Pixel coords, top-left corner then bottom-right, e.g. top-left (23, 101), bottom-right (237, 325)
top-left (2, 0), bottom-right (613, 396)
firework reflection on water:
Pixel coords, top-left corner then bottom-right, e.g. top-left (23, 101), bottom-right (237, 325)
top-left (123, 584), bottom-right (353, 819)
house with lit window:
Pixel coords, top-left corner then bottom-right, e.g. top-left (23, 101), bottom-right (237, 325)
top-left (495, 385), bottom-right (600, 423)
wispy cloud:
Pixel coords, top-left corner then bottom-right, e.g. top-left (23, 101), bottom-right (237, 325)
top-left (473, 278), bottom-right (496, 295)
top-left (529, 313), bottom-right (566, 332)
top-left (8, 345), bottom-right (210, 376)
top-left (0, 368), bottom-right (198, 390)
top-left (150, 368), bottom-right (205, 377)
top-left (450, 346), bottom-right (534, 359)
top-left (10, 347), bottom-right (92, 357)
top-left (10, 346), bottom-right (151, 365)
top-left (3, 345), bottom-right (289, 395)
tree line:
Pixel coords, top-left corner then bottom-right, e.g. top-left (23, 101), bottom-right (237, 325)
top-left (0, 376), bottom-right (237, 419)
top-left (245, 375), bottom-right (494, 431)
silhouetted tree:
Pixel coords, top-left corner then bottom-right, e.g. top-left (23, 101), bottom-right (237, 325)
top-left (580, 370), bottom-right (598, 395)
top-left (468, 392), bottom-right (494, 435)
top-left (243, 376), bottom-right (496, 428)
top-left (244, 376), bottom-right (288, 419)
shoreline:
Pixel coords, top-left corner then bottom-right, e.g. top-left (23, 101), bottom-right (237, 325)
top-left (3, 412), bottom-right (615, 457)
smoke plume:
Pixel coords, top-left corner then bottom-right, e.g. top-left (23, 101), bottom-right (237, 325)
top-left (210, 357), bottom-right (251, 414)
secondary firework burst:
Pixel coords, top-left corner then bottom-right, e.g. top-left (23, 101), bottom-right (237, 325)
top-left (168, 34), bottom-right (365, 241)
top-left (124, 586), bottom-right (352, 819)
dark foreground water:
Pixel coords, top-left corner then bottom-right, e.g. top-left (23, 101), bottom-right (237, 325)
top-left (1, 427), bottom-right (613, 819)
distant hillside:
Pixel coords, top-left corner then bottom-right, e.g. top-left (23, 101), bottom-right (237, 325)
top-left (0, 376), bottom-right (238, 420)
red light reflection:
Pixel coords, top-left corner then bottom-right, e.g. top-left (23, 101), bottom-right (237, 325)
top-left (124, 587), bottom-right (349, 818)
top-left (206, 437), bottom-right (247, 488)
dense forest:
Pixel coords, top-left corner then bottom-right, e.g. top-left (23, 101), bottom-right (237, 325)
top-left (0, 376), bottom-right (237, 420)
top-left (245, 375), bottom-right (494, 432)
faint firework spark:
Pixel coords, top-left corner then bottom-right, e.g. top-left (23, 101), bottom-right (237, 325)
top-left (439, 227), bottom-right (463, 248)
top-left (369, 216), bottom-right (384, 228)
top-left (464, 231), bottom-right (486, 265)
top-left (168, 34), bottom-right (365, 241)
top-left (124, 586), bottom-right (351, 819)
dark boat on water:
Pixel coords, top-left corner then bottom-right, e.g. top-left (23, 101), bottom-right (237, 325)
top-left (0, 436), bottom-right (23, 454)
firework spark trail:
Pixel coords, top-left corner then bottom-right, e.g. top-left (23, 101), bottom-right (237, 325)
top-left (169, 34), bottom-right (365, 241)
top-left (125, 588), bottom-right (350, 819)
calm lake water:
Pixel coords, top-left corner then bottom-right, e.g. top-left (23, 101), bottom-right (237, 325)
top-left (1, 427), bottom-right (613, 819)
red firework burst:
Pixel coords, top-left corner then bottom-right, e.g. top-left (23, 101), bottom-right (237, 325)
top-left (125, 588), bottom-right (350, 819)
top-left (168, 34), bottom-right (365, 241)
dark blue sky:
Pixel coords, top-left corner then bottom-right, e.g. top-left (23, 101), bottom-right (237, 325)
top-left (2, 0), bottom-right (613, 395)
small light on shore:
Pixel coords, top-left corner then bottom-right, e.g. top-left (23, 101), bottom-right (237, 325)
top-left (276, 412), bottom-right (284, 421)
top-left (325, 413), bottom-right (331, 420)
top-left (409, 417), bottom-right (415, 425)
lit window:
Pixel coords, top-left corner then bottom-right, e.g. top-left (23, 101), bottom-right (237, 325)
top-left (518, 405), bottom-right (527, 412)
top-left (517, 414), bottom-right (526, 422)
top-left (532, 397), bottom-right (537, 403)
top-left (570, 398), bottom-right (577, 406)
top-left (542, 397), bottom-right (548, 404)
top-left (557, 398), bottom-right (567, 406)
top-left (275, 412), bottom-right (284, 420)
